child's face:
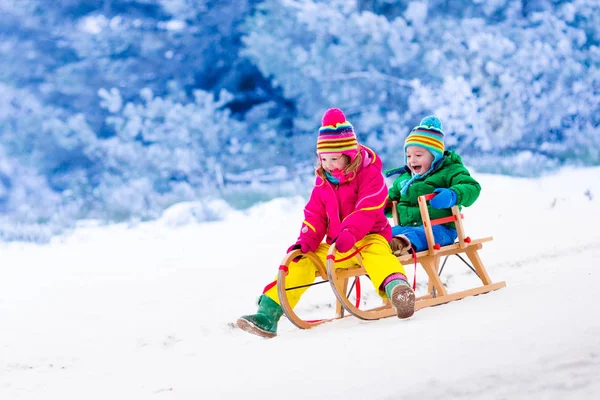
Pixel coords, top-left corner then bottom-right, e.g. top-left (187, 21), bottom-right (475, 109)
top-left (406, 146), bottom-right (434, 175)
top-left (320, 153), bottom-right (349, 174)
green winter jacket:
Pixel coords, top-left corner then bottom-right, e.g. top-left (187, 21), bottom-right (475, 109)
top-left (386, 151), bottom-right (481, 228)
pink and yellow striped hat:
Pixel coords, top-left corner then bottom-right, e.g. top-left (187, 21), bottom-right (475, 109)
top-left (316, 108), bottom-right (359, 161)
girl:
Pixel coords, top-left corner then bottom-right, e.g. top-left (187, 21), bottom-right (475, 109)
top-left (236, 108), bottom-right (415, 338)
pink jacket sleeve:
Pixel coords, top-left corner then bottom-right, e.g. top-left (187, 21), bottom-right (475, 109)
top-left (295, 180), bottom-right (327, 251)
top-left (340, 165), bottom-right (389, 241)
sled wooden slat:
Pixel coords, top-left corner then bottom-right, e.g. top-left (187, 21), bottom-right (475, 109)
top-left (452, 205), bottom-right (468, 249)
top-left (395, 238), bottom-right (492, 263)
top-left (419, 194), bottom-right (437, 255)
top-left (415, 282), bottom-right (507, 310)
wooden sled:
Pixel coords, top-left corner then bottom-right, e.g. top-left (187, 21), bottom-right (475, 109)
top-left (277, 193), bottom-right (506, 328)
top-left (328, 193), bottom-right (506, 320)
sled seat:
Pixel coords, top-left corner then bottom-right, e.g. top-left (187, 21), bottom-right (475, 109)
top-left (325, 193), bottom-right (506, 320)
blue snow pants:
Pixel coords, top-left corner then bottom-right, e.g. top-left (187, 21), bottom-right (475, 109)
top-left (391, 224), bottom-right (458, 252)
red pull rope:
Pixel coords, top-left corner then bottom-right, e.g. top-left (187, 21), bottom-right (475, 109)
top-left (329, 243), bottom-right (372, 262)
top-left (411, 247), bottom-right (417, 290)
top-left (355, 277), bottom-right (362, 308)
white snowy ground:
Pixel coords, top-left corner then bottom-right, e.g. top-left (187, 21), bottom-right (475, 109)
top-left (1, 167), bottom-right (600, 400)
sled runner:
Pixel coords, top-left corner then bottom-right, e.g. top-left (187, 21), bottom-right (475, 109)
top-left (276, 249), bottom-right (339, 329)
top-left (277, 193), bottom-right (506, 328)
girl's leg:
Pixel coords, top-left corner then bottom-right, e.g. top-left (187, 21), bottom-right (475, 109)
top-left (238, 243), bottom-right (328, 338)
top-left (266, 234), bottom-right (408, 302)
top-left (263, 244), bottom-right (323, 308)
top-left (357, 234), bottom-right (415, 318)
top-left (355, 234), bottom-right (409, 297)
top-left (238, 242), bottom-right (367, 337)
top-left (263, 242), bottom-right (357, 308)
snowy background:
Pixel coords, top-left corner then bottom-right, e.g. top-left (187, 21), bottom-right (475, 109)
top-left (1, 167), bottom-right (599, 399)
top-left (1, 2), bottom-right (600, 397)
top-left (1, 0), bottom-right (600, 241)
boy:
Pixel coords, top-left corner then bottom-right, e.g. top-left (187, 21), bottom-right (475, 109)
top-left (386, 116), bottom-right (481, 255)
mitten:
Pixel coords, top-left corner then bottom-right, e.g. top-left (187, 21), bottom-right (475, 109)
top-left (430, 188), bottom-right (457, 209)
top-left (335, 230), bottom-right (356, 253)
top-left (287, 242), bottom-right (310, 254)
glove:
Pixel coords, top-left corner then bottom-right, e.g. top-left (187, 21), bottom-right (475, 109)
top-left (287, 242), bottom-right (310, 254)
top-left (287, 242), bottom-right (312, 263)
top-left (335, 230), bottom-right (356, 253)
top-left (430, 188), bottom-right (457, 209)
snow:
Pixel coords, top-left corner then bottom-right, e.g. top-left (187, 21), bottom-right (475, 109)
top-left (158, 20), bottom-right (187, 31)
top-left (1, 167), bottom-right (600, 399)
top-left (78, 15), bottom-right (109, 35)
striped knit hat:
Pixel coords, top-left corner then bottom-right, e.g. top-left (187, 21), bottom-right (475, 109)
top-left (404, 115), bottom-right (445, 166)
top-left (316, 108), bottom-right (359, 161)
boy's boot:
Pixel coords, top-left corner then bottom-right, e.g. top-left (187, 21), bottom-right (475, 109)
top-left (390, 235), bottom-right (412, 256)
top-left (385, 279), bottom-right (415, 319)
top-left (236, 295), bottom-right (284, 338)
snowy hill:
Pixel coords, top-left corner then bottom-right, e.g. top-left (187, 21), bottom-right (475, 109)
top-left (1, 167), bottom-right (600, 399)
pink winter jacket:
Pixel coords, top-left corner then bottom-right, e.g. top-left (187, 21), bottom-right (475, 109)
top-left (295, 145), bottom-right (392, 251)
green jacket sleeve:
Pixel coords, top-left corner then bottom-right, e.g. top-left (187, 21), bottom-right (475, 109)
top-left (448, 167), bottom-right (481, 207)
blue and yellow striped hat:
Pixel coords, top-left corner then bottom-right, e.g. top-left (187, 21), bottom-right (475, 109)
top-left (404, 115), bottom-right (445, 166)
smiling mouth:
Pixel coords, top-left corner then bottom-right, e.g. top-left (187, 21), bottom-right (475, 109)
top-left (411, 165), bottom-right (423, 173)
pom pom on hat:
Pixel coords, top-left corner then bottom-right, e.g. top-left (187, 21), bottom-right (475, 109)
top-left (419, 116), bottom-right (442, 131)
top-left (321, 108), bottom-right (347, 127)
top-left (404, 115), bottom-right (445, 166)
top-left (316, 108), bottom-right (359, 160)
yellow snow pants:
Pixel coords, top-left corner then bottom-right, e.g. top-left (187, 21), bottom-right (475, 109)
top-left (264, 233), bottom-right (407, 308)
